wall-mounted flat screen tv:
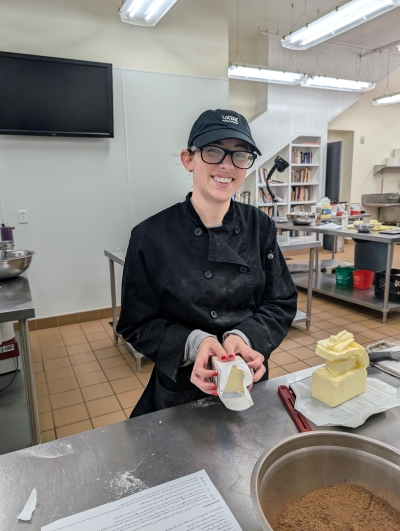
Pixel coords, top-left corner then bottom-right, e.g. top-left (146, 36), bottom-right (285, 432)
top-left (0, 52), bottom-right (113, 138)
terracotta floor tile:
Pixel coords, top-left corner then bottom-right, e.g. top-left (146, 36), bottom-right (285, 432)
top-left (76, 370), bottom-right (107, 388)
top-left (270, 351), bottom-right (298, 366)
top-left (47, 376), bottom-right (79, 395)
top-left (310, 330), bottom-right (330, 340)
top-left (268, 359), bottom-right (278, 369)
top-left (280, 338), bottom-right (300, 351)
top-left (40, 339), bottom-right (65, 351)
top-left (63, 336), bottom-right (89, 347)
top-left (53, 403), bottom-right (89, 428)
top-left (361, 329), bottom-right (389, 341)
top-left (304, 356), bottom-right (324, 367)
top-left (94, 346), bottom-right (121, 360)
top-left (123, 353), bottom-right (136, 364)
top-left (60, 328), bottom-right (85, 339)
top-left (39, 411), bottom-right (54, 431)
top-left (117, 345), bottom-right (129, 355)
top-left (116, 389), bottom-right (144, 409)
top-left (32, 350), bottom-right (42, 362)
top-left (269, 367), bottom-right (289, 379)
top-left (37, 395), bottom-right (51, 413)
top-left (376, 326), bottom-right (400, 337)
top-left (81, 321), bottom-right (104, 330)
top-left (50, 389), bottom-right (84, 410)
top-left (345, 323), bottom-right (369, 333)
top-left (40, 429), bottom-right (56, 443)
top-left (35, 372), bottom-right (46, 384)
top-left (110, 375), bottom-right (143, 394)
top-left (81, 382), bottom-right (114, 402)
top-left (99, 356), bottom-right (127, 370)
top-left (41, 347), bottom-right (69, 361)
top-left (73, 360), bottom-right (102, 376)
top-left (35, 382), bottom-right (49, 397)
top-left (358, 319), bottom-right (389, 329)
top-left (124, 409), bottom-right (131, 419)
top-left (34, 361), bottom-right (43, 373)
top-left (39, 329), bottom-right (62, 341)
top-left (138, 359), bottom-right (154, 374)
top-left (66, 343), bottom-right (93, 356)
top-left (288, 346), bottom-right (316, 360)
top-left (46, 366), bottom-right (75, 382)
top-left (69, 351), bottom-right (97, 365)
top-left (86, 395), bottom-right (122, 417)
top-left (328, 317), bottom-right (352, 326)
top-left (281, 360), bottom-right (310, 373)
top-left (104, 365), bottom-right (134, 381)
top-left (85, 331), bottom-right (109, 342)
top-left (43, 357), bottom-right (71, 372)
top-left (292, 335), bottom-right (316, 347)
top-left (90, 339), bottom-right (115, 351)
top-left (56, 420), bottom-right (93, 439)
top-left (91, 411), bottom-right (126, 429)
top-left (137, 373), bottom-right (151, 386)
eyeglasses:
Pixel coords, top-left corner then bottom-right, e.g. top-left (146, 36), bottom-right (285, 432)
top-left (192, 145), bottom-right (257, 169)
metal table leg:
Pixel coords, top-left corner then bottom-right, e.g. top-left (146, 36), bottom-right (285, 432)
top-left (382, 243), bottom-right (394, 324)
top-left (315, 234), bottom-right (320, 279)
top-left (306, 247), bottom-right (315, 329)
top-left (109, 258), bottom-right (119, 344)
top-left (19, 320), bottom-right (40, 445)
top-left (332, 236), bottom-right (336, 260)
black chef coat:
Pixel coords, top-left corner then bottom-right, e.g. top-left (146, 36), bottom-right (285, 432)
top-left (117, 193), bottom-right (298, 417)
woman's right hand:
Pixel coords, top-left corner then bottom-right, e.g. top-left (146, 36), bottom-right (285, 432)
top-left (190, 337), bottom-right (227, 396)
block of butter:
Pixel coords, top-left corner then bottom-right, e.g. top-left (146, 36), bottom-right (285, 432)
top-left (316, 340), bottom-right (359, 361)
top-left (326, 356), bottom-right (356, 376)
top-left (312, 366), bottom-right (367, 407)
top-left (212, 355), bottom-right (254, 411)
top-left (351, 342), bottom-right (370, 368)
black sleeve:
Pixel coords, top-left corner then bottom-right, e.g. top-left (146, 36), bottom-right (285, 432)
top-left (116, 227), bottom-right (192, 382)
top-left (234, 230), bottom-right (298, 360)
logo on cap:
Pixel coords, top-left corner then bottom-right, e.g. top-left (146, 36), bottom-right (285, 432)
top-left (222, 115), bottom-right (238, 124)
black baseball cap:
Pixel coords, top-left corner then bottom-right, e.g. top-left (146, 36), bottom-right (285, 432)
top-left (188, 109), bottom-right (261, 156)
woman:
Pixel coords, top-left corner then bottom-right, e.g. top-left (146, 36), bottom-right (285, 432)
top-left (117, 109), bottom-right (298, 417)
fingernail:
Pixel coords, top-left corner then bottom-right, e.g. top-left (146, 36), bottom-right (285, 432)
top-left (211, 385), bottom-right (217, 390)
top-left (228, 355), bottom-right (235, 360)
top-left (221, 355), bottom-right (227, 361)
top-left (212, 392), bottom-right (218, 396)
top-left (213, 372), bottom-right (218, 377)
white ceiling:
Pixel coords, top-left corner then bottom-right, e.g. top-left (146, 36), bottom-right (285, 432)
top-left (229, 0), bottom-right (400, 52)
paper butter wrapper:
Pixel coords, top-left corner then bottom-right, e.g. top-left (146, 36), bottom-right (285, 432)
top-left (212, 355), bottom-right (254, 411)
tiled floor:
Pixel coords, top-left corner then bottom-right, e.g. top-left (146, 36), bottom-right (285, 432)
top-left (32, 240), bottom-right (400, 443)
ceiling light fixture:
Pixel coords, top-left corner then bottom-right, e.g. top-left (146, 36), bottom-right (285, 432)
top-left (373, 92), bottom-right (400, 105)
top-left (228, 64), bottom-right (305, 85)
top-left (119, 0), bottom-right (178, 26)
top-left (282, 0), bottom-right (400, 50)
top-left (301, 75), bottom-right (375, 91)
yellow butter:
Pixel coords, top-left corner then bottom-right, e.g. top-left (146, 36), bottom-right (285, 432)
top-left (351, 342), bottom-right (370, 368)
top-left (326, 356), bottom-right (357, 376)
top-left (312, 366), bottom-right (367, 407)
top-left (327, 330), bottom-right (352, 347)
top-left (223, 366), bottom-right (244, 393)
top-left (316, 340), bottom-right (359, 361)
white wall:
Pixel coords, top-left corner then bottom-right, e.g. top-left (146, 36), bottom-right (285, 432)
top-left (329, 66), bottom-right (400, 205)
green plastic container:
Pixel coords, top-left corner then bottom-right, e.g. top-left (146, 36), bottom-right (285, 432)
top-left (335, 266), bottom-right (356, 286)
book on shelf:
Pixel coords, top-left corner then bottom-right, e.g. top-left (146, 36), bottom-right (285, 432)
top-left (259, 205), bottom-right (285, 218)
top-left (291, 185), bottom-right (311, 202)
top-left (291, 168), bottom-right (310, 183)
top-left (258, 188), bottom-right (285, 203)
top-left (303, 142), bottom-right (320, 146)
top-left (257, 167), bottom-right (284, 185)
top-left (291, 149), bottom-right (312, 164)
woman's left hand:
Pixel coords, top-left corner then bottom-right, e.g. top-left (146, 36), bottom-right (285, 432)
top-left (223, 335), bottom-right (266, 388)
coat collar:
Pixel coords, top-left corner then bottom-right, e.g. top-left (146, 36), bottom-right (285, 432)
top-left (183, 192), bottom-right (236, 229)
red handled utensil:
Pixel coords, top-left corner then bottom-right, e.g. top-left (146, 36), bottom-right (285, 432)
top-left (278, 385), bottom-right (312, 433)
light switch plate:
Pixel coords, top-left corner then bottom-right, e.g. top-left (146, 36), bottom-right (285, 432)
top-left (18, 210), bottom-right (28, 223)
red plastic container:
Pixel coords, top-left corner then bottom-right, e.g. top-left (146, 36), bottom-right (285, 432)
top-left (350, 210), bottom-right (362, 215)
top-left (352, 270), bottom-right (374, 289)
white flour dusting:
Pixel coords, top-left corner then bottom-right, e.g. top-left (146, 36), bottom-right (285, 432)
top-left (187, 397), bottom-right (219, 408)
top-left (22, 441), bottom-right (74, 459)
top-left (108, 471), bottom-right (148, 498)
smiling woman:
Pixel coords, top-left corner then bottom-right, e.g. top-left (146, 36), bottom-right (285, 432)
top-left (116, 109), bottom-right (298, 417)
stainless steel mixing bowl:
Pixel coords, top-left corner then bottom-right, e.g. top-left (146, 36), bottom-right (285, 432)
top-left (251, 431), bottom-right (400, 531)
top-left (286, 212), bottom-right (315, 225)
top-left (355, 223), bottom-right (375, 233)
top-left (0, 250), bottom-right (35, 280)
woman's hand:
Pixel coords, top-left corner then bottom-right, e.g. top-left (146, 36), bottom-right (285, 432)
top-left (190, 337), bottom-right (227, 395)
top-left (223, 334), bottom-right (266, 388)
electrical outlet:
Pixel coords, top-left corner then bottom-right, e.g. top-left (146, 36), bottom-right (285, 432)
top-left (18, 210), bottom-right (28, 224)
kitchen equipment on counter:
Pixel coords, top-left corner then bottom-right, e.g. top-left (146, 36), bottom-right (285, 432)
top-left (286, 212), bottom-right (316, 225)
top-left (0, 250), bottom-right (35, 280)
top-left (355, 223), bottom-right (375, 233)
top-left (362, 193), bottom-right (400, 224)
top-left (251, 431), bottom-right (400, 531)
top-left (0, 224), bottom-right (15, 241)
top-left (0, 321), bottom-right (19, 375)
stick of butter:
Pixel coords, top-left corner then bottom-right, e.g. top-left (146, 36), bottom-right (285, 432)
top-left (351, 342), bottom-right (370, 368)
top-left (327, 330), bottom-right (352, 347)
top-left (316, 340), bottom-right (359, 361)
top-left (326, 356), bottom-right (357, 376)
top-left (212, 355), bottom-right (254, 411)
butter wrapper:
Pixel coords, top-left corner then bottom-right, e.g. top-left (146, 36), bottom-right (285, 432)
top-left (212, 355), bottom-right (254, 411)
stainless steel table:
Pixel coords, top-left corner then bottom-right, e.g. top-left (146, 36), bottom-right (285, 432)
top-left (278, 224), bottom-right (400, 323)
top-left (0, 275), bottom-right (40, 445)
top-left (1, 365), bottom-right (399, 531)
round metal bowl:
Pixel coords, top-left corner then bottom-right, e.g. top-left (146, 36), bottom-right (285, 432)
top-left (0, 241), bottom-right (15, 250)
top-left (355, 223), bottom-right (375, 233)
top-left (0, 250), bottom-right (35, 280)
top-left (286, 213), bottom-right (315, 225)
top-left (251, 431), bottom-right (400, 531)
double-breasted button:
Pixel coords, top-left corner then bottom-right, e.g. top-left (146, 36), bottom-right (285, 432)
top-left (234, 226), bottom-right (240, 235)
top-left (211, 311), bottom-right (218, 319)
top-left (240, 303), bottom-right (246, 308)
top-left (239, 266), bottom-right (248, 273)
top-left (204, 271), bottom-right (213, 279)
top-left (268, 253), bottom-right (273, 259)
top-left (194, 228), bottom-right (202, 236)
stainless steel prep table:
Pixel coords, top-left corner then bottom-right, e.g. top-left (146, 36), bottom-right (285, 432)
top-left (1, 365), bottom-right (399, 531)
top-left (278, 223), bottom-right (400, 323)
top-left (0, 275), bottom-right (40, 445)
top-left (105, 241), bottom-right (322, 370)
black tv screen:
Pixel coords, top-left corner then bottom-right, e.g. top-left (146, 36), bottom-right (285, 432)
top-left (0, 52), bottom-right (113, 137)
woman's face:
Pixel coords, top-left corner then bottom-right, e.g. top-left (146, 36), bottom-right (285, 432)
top-left (181, 138), bottom-right (250, 204)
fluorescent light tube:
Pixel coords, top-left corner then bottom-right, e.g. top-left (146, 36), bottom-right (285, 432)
top-left (373, 92), bottom-right (400, 105)
top-left (282, 0), bottom-right (400, 50)
top-left (119, 0), bottom-right (178, 26)
top-left (228, 64), bottom-right (305, 85)
top-left (302, 75), bottom-right (375, 92)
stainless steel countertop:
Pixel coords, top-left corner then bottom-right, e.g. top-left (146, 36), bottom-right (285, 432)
top-left (278, 223), bottom-right (400, 243)
top-left (1, 366), bottom-right (399, 531)
top-left (0, 274), bottom-right (35, 324)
